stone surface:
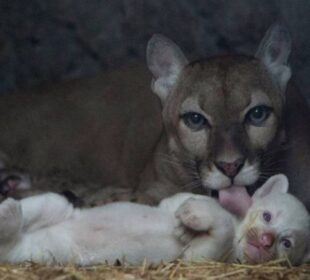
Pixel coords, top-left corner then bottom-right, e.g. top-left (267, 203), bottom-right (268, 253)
top-left (0, 0), bottom-right (309, 101)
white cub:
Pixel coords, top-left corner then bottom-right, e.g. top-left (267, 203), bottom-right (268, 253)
top-left (176, 174), bottom-right (310, 265)
top-left (0, 192), bottom-right (211, 265)
top-left (234, 175), bottom-right (310, 264)
top-left (0, 175), bottom-right (308, 265)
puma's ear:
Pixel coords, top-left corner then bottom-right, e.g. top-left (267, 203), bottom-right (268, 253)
top-left (253, 174), bottom-right (289, 199)
top-left (255, 24), bottom-right (292, 93)
top-left (147, 34), bottom-right (188, 103)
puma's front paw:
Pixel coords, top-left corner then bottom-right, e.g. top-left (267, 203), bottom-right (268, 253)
top-left (0, 198), bottom-right (22, 242)
top-left (175, 198), bottom-right (214, 231)
top-left (0, 168), bottom-right (31, 197)
top-left (86, 186), bottom-right (135, 207)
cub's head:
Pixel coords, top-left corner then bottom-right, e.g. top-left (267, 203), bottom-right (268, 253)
top-left (147, 24), bottom-right (291, 193)
top-left (235, 174), bottom-right (310, 265)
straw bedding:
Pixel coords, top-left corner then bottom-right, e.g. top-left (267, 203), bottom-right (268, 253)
top-left (0, 260), bottom-right (308, 280)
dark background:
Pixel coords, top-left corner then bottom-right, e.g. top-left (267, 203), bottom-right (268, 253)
top-left (1, 0), bottom-right (310, 102)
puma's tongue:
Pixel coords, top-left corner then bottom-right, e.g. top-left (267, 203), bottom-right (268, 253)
top-left (219, 186), bottom-right (252, 217)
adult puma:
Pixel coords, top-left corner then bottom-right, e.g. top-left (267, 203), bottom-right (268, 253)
top-left (136, 24), bottom-right (310, 210)
top-left (0, 25), bottom-right (309, 210)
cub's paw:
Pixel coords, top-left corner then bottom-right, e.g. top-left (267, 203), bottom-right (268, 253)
top-left (175, 198), bottom-right (213, 231)
top-left (0, 198), bottom-right (22, 241)
top-left (174, 223), bottom-right (197, 244)
top-left (0, 198), bottom-right (22, 221)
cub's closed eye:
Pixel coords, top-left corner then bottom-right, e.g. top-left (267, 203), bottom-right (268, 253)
top-left (246, 105), bottom-right (272, 126)
top-left (181, 112), bottom-right (208, 131)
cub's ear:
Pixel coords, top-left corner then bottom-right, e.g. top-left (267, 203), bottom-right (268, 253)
top-left (253, 174), bottom-right (289, 199)
top-left (147, 34), bottom-right (188, 103)
top-left (255, 24), bottom-right (292, 93)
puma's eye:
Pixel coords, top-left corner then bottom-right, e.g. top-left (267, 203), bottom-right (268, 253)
top-left (262, 211), bottom-right (272, 223)
top-left (182, 112), bottom-right (207, 131)
top-left (281, 238), bottom-right (292, 249)
top-left (246, 105), bottom-right (272, 126)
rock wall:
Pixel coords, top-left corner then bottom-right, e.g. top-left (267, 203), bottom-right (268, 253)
top-left (1, 0), bottom-right (310, 101)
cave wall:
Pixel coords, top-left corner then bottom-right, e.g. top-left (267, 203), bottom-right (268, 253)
top-left (1, 0), bottom-right (310, 101)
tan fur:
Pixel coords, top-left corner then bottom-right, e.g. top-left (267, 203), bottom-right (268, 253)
top-left (0, 65), bottom-right (162, 203)
top-left (136, 27), bottom-right (310, 209)
top-left (0, 25), bottom-right (309, 210)
top-left (136, 56), bottom-right (282, 202)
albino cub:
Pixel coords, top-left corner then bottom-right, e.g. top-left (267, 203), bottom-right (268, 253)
top-left (176, 175), bottom-right (310, 265)
top-left (234, 175), bottom-right (310, 264)
top-left (0, 175), bottom-right (308, 265)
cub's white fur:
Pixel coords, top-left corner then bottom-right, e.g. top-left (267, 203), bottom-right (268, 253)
top-left (0, 192), bottom-right (214, 265)
top-left (176, 175), bottom-right (310, 265)
top-left (0, 175), bottom-right (308, 265)
top-left (234, 175), bottom-right (310, 264)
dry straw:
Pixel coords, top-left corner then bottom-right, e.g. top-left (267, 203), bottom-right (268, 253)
top-left (0, 260), bottom-right (308, 280)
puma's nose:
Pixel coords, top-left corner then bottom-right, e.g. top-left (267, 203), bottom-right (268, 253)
top-left (259, 232), bottom-right (275, 248)
top-left (215, 158), bottom-right (244, 178)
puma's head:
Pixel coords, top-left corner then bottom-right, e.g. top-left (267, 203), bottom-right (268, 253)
top-left (147, 24), bottom-right (291, 192)
top-left (235, 174), bottom-right (310, 265)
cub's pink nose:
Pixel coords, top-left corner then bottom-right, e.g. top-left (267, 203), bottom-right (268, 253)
top-left (259, 232), bottom-right (275, 248)
top-left (215, 158), bottom-right (244, 178)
